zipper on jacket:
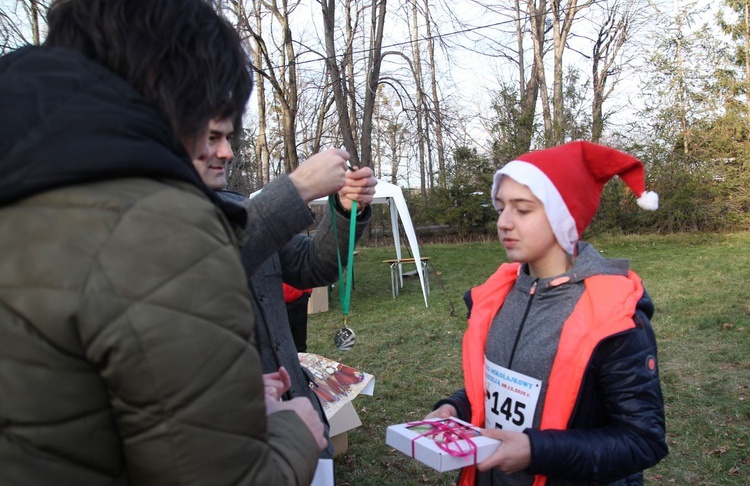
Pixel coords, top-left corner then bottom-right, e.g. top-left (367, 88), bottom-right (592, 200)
top-left (507, 279), bottom-right (537, 369)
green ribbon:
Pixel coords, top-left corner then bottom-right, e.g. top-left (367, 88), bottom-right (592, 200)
top-left (328, 196), bottom-right (357, 316)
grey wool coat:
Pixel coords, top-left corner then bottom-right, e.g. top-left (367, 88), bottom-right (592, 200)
top-left (220, 177), bottom-right (371, 457)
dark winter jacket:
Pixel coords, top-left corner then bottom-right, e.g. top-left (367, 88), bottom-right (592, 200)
top-left (437, 244), bottom-right (667, 486)
top-left (0, 46), bottom-right (318, 486)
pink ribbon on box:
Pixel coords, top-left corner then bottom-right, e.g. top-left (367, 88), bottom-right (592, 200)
top-left (407, 418), bottom-right (479, 464)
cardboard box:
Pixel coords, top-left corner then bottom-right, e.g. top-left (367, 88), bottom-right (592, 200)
top-left (328, 400), bottom-right (362, 436)
top-left (386, 417), bottom-right (501, 472)
top-left (331, 432), bottom-right (348, 458)
top-left (327, 391), bottom-right (363, 458)
top-left (307, 286), bottom-right (329, 314)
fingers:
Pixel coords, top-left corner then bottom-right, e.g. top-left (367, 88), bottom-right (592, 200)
top-left (278, 366), bottom-right (291, 393)
top-left (479, 428), bottom-right (506, 440)
top-left (315, 428), bottom-right (328, 450)
top-left (475, 429), bottom-right (530, 474)
top-left (339, 166), bottom-right (377, 210)
top-left (290, 149), bottom-right (350, 203)
top-left (424, 404), bottom-right (457, 420)
top-left (266, 397), bottom-right (327, 450)
top-left (290, 397), bottom-right (327, 450)
top-left (262, 371), bottom-right (286, 401)
top-left (345, 166), bottom-right (376, 186)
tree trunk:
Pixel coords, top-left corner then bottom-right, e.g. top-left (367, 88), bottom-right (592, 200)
top-left (410, 0), bottom-right (427, 201)
top-left (528, 0), bottom-right (552, 145)
top-left (251, 1), bottom-right (270, 184)
top-left (517, 0), bottom-right (541, 153)
top-left (388, 123), bottom-right (400, 185)
top-left (344, 0), bottom-right (359, 146)
top-left (29, 0), bottom-right (40, 45)
top-left (270, 0), bottom-right (299, 172)
top-left (676, 3), bottom-right (689, 155)
top-left (746, 1), bottom-right (750, 128)
top-left (359, 0), bottom-right (388, 169)
top-left (551, 0), bottom-right (582, 145)
top-left (321, 0), bottom-right (360, 166)
top-left (321, 0), bottom-right (387, 170)
top-left (312, 79), bottom-right (334, 154)
top-left (591, 5), bottom-right (629, 144)
top-left (423, 0), bottom-right (446, 188)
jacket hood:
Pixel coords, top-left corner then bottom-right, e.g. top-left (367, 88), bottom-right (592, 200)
top-left (0, 46), bottom-right (246, 226)
top-left (518, 241), bottom-right (654, 318)
top-left (567, 242), bottom-right (654, 320)
top-left (568, 241), bottom-right (630, 282)
top-left (516, 241), bottom-right (628, 288)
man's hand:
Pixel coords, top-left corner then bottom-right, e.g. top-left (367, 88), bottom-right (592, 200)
top-left (338, 166), bottom-right (377, 211)
top-left (289, 148), bottom-right (349, 204)
top-left (262, 367), bottom-right (291, 401)
top-left (266, 396), bottom-right (327, 450)
top-left (476, 428), bottom-right (531, 474)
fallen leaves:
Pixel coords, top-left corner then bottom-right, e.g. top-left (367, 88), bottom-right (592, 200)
top-left (707, 445), bottom-right (730, 455)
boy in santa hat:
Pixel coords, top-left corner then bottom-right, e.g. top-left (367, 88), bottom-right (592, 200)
top-left (427, 141), bottom-right (668, 485)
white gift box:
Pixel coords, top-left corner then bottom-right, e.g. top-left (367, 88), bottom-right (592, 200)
top-left (385, 417), bottom-right (501, 472)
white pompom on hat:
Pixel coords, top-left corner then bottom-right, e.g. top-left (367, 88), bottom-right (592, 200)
top-left (492, 140), bottom-right (658, 255)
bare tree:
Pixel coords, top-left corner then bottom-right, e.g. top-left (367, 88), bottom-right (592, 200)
top-left (422, 0), bottom-right (447, 187)
top-left (550, 0), bottom-right (589, 145)
top-left (516, 0), bottom-right (545, 153)
top-left (527, 0), bottom-right (554, 145)
top-left (587, 1), bottom-right (644, 143)
top-left (409, 0), bottom-right (428, 200)
top-left (232, 0), bottom-right (301, 172)
top-left (250, 1), bottom-right (272, 184)
top-left (321, 0), bottom-right (388, 169)
top-left (1, 0), bottom-right (49, 52)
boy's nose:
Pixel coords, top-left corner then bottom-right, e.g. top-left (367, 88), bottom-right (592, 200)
top-left (217, 140), bottom-right (234, 161)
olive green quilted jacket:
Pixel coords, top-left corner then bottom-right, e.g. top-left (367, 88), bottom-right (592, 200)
top-left (0, 178), bottom-right (319, 485)
top-left (0, 46), bottom-right (318, 486)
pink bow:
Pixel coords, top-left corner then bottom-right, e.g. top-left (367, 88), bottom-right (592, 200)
top-left (408, 418), bottom-right (478, 463)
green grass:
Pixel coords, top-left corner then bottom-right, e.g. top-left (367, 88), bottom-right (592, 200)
top-left (307, 232), bottom-right (750, 485)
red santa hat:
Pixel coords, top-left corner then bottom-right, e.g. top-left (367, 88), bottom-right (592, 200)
top-left (492, 140), bottom-right (658, 254)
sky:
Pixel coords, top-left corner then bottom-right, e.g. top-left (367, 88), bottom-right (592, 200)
top-left (2, 0), bottom-right (724, 155)
top-left (283, 0), bottom-right (681, 148)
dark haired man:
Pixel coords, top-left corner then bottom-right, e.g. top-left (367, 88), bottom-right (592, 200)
top-left (0, 0), bottom-right (324, 484)
top-left (196, 117), bottom-right (377, 458)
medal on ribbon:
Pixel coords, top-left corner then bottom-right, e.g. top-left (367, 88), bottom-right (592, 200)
top-left (329, 195), bottom-right (357, 351)
top-left (334, 320), bottom-right (356, 351)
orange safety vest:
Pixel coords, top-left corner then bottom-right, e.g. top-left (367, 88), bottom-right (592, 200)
top-left (459, 263), bottom-right (644, 486)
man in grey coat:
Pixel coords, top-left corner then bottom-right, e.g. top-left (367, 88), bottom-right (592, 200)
top-left (195, 117), bottom-right (377, 458)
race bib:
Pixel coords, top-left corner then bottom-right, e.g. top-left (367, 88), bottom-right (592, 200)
top-left (484, 356), bottom-right (542, 431)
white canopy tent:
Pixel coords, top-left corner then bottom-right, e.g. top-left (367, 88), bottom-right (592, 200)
top-left (311, 179), bottom-right (428, 307)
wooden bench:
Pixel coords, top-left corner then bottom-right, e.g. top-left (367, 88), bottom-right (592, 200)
top-left (382, 257), bottom-right (430, 298)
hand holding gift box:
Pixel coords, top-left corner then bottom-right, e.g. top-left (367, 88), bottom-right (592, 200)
top-left (386, 417), bottom-right (501, 472)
